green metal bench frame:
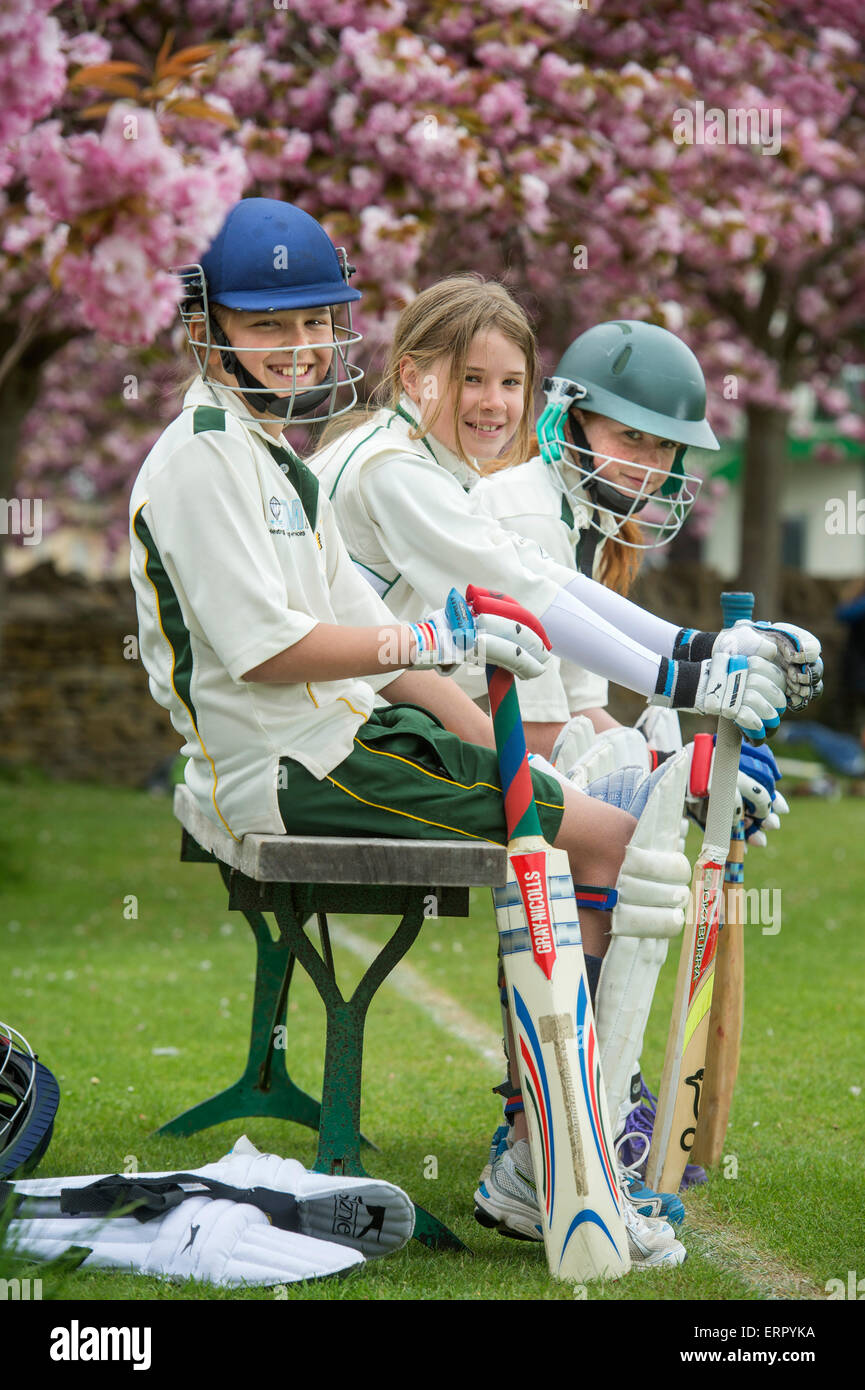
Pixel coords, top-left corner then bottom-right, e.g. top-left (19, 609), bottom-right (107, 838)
top-left (157, 787), bottom-right (507, 1252)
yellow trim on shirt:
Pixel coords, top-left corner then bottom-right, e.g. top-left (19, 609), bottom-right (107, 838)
top-left (338, 695), bottom-right (368, 719)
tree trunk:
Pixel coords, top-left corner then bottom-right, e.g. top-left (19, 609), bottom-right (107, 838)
top-left (738, 401), bottom-right (789, 618)
top-left (0, 323), bottom-right (77, 661)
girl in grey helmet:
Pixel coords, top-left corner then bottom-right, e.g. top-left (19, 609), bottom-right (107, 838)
top-left (473, 320), bottom-right (721, 750)
top-left (470, 319), bottom-right (792, 1197)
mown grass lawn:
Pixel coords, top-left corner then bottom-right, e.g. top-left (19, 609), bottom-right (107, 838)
top-left (1, 770), bottom-right (863, 1310)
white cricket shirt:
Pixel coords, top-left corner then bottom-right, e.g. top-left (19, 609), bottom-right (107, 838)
top-left (311, 397), bottom-right (578, 701)
top-left (129, 380), bottom-right (397, 840)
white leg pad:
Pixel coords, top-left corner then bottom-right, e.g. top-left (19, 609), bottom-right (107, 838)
top-left (9, 1138), bottom-right (416, 1274)
top-left (551, 714), bottom-right (597, 772)
top-left (595, 746), bottom-right (692, 1127)
top-left (562, 727), bottom-right (652, 787)
top-left (596, 933), bottom-right (670, 1136)
top-left (9, 1198), bottom-right (366, 1286)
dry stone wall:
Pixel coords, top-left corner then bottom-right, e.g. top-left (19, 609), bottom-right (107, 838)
top-left (0, 562), bottom-right (855, 786)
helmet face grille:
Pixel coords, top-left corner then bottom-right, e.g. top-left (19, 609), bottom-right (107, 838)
top-left (173, 261), bottom-right (365, 425)
top-left (548, 430), bottom-right (702, 551)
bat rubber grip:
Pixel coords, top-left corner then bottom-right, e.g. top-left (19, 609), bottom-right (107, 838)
top-left (720, 590), bottom-right (755, 629)
top-left (690, 732), bottom-right (714, 799)
top-left (465, 584), bottom-right (551, 649)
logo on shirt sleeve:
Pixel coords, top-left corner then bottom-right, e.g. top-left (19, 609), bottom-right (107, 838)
top-left (268, 495), bottom-right (307, 538)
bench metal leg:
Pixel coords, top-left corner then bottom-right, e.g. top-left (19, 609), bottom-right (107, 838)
top-left (153, 903), bottom-right (324, 1138)
top-left (271, 887), bottom-right (469, 1253)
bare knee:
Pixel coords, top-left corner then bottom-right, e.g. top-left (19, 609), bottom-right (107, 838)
top-left (555, 786), bottom-right (635, 883)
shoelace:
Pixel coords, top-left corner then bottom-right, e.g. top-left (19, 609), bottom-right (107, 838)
top-left (621, 1196), bottom-right (665, 1239)
top-left (615, 1128), bottom-right (652, 1192)
top-left (612, 1082), bottom-right (658, 1170)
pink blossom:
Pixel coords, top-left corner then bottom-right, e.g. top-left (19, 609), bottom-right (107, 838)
top-left (0, 1), bottom-right (65, 159)
top-left (816, 28), bottom-right (859, 58)
top-left (476, 81), bottom-right (531, 135)
top-left (476, 42), bottom-right (540, 73)
top-left (61, 31), bottom-right (111, 68)
top-left (357, 206), bottom-right (425, 279)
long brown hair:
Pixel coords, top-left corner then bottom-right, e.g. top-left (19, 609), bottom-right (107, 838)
top-left (320, 274), bottom-right (538, 471)
top-left (598, 523), bottom-right (643, 596)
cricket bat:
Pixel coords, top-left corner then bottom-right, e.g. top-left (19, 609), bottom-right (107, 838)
top-left (691, 591), bottom-right (754, 1167)
top-left (467, 585), bottom-right (630, 1284)
top-left (646, 591), bottom-right (754, 1195)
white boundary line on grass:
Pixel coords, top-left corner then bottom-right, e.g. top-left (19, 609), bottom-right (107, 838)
top-left (328, 922), bottom-right (502, 1067)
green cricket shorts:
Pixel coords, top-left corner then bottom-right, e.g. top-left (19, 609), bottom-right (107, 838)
top-left (277, 702), bottom-right (565, 845)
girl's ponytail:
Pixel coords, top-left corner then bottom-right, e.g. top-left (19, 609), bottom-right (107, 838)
top-left (598, 523), bottom-right (643, 596)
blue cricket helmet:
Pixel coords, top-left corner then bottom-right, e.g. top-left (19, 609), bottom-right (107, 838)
top-left (176, 198), bottom-right (364, 421)
top-left (200, 198), bottom-right (361, 311)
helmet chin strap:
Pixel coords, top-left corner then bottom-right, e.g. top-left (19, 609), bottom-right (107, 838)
top-left (207, 312), bottom-right (338, 422)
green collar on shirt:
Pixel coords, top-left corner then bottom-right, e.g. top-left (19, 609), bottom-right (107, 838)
top-left (394, 401), bottom-right (476, 493)
top-left (185, 381), bottom-right (320, 532)
top-left (262, 437), bottom-right (320, 532)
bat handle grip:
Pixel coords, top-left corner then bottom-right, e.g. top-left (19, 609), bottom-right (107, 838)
top-left (720, 590), bottom-right (755, 630)
top-left (485, 664), bottom-right (544, 843)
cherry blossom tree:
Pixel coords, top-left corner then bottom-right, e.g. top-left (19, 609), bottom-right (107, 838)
top-left (2, 0), bottom-right (864, 619)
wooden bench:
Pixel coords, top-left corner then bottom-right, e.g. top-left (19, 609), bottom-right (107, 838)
top-left (159, 784), bottom-right (508, 1250)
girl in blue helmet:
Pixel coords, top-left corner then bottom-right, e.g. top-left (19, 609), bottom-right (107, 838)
top-left (130, 198), bottom-right (581, 850)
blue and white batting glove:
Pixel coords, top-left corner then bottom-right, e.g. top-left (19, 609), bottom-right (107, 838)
top-left (724, 620), bottom-right (823, 711)
top-left (739, 740), bottom-right (788, 847)
top-left (674, 620), bottom-right (824, 712)
top-left (651, 651), bottom-right (787, 740)
top-left (685, 737), bottom-right (788, 843)
top-left (409, 588), bottom-right (550, 681)
top-left (537, 376), bottom-right (584, 464)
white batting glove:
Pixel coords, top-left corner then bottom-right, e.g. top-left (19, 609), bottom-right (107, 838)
top-left (652, 651), bottom-right (787, 739)
top-left (714, 620), bottom-right (824, 711)
top-left (696, 652), bottom-right (786, 737)
top-left (409, 588), bottom-right (550, 681)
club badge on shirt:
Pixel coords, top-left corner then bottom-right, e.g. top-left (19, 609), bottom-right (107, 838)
top-left (267, 495), bottom-right (307, 538)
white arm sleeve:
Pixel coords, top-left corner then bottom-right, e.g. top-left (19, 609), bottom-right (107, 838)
top-left (564, 572), bottom-right (682, 657)
top-left (360, 457), bottom-right (576, 614)
top-left (539, 585), bottom-right (664, 697)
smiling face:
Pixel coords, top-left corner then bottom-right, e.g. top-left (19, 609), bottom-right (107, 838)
top-left (195, 306), bottom-right (335, 404)
top-left (401, 329), bottom-right (527, 464)
top-left (570, 409), bottom-right (679, 497)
